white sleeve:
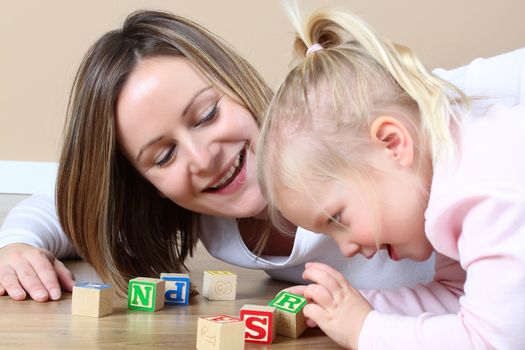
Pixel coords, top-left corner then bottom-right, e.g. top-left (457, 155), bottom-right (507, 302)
top-left (0, 193), bottom-right (77, 258)
top-left (433, 47), bottom-right (525, 109)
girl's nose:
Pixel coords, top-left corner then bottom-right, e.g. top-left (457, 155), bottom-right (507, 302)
top-left (339, 241), bottom-right (361, 258)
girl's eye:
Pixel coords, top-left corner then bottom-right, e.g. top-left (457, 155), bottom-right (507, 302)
top-left (155, 145), bottom-right (176, 167)
top-left (195, 97), bottom-right (222, 127)
top-left (328, 212), bottom-right (342, 225)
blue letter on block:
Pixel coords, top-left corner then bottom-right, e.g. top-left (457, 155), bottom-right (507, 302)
top-left (161, 275), bottom-right (190, 305)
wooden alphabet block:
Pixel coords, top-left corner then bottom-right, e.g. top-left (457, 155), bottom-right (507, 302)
top-left (202, 270), bottom-right (237, 300)
top-left (160, 272), bottom-right (190, 305)
top-left (71, 282), bottom-right (113, 317)
top-left (196, 315), bottom-right (244, 350)
top-left (268, 291), bottom-right (307, 338)
top-left (240, 304), bottom-right (277, 344)
top-left (127, 277), bottom-right (165, 311)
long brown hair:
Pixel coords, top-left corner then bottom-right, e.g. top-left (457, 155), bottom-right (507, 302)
top-left (57, 10), bottom-right (272, 295)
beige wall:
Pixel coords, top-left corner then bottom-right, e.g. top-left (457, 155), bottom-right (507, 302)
top-left (1, 0), bottom-right (524, 162)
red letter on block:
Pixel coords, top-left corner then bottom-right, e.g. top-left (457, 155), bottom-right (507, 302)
top-left (240, 305), bottom-right (276, 344)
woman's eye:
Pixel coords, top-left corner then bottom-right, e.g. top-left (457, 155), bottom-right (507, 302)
top-left (195, 97), bottom-right (222, 127)
top-left (155, 145), bottom-right (176, 167)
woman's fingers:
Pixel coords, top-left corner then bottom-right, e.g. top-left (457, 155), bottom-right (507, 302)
top-left (54, 259), bottom-right (76, 293)
top-left (0, 264), bottom-right (27, 300)
top-left (0, 244), bottom-right (69, 302)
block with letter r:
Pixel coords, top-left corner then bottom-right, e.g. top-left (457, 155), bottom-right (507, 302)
top-left (127, 277), bottom-right (165, 312)
top-left (160, 272), bottom-right (190, 305)
top-left (268, 291), bottom-right (307, 338)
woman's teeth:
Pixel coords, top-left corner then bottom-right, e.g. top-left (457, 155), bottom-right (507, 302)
top-left (209, 152), bottom-right (242, 189)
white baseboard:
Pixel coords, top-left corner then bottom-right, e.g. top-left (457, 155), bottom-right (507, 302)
top-left (0, 160), bottom-right (58, 194)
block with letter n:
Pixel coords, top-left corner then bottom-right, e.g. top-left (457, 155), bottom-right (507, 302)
top-left (127, 277), bottom-right (165, 312)
top-left (239, 304), bottom-right (277, 344)
top-left (160, 272), bottom-right (190, 305)
top-left (202, 270), bottom-right (237, 300)
top-left (196, 315), bottom-right (245, 350)
top-left (268, 291), bottom-right (307, 338)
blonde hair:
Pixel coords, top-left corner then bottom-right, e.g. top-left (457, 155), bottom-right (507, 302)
top-left (257, 5), bottom-right (467, 227)
top-left (57, 10), bottom-right (272, 295)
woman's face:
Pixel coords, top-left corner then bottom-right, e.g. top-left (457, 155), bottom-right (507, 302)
top-left (115, 56), bottom-right (266, 218)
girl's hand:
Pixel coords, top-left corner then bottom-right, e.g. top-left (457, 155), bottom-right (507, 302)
top-left (301, 261), bottom-right (373, 350)
top-left (0, 243), bottom-right (75, 302)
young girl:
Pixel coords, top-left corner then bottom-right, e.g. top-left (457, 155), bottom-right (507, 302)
top-left (257, 6), bottom-right (525, 350)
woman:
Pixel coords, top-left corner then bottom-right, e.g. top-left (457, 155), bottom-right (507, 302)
top-left (0, 9), bottom-right (523, 302)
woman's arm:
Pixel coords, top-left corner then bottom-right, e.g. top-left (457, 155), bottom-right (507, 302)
top-left (0, 193), bottom-right (77, 301)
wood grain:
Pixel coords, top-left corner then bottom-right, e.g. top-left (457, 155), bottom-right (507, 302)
top-left (0, 244), bottom-right (343, 349)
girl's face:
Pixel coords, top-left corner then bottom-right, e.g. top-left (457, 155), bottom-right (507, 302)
top-left (275, 148), bottom-right (434, 262)
top-left (115, 56), bottom-right (266, 218)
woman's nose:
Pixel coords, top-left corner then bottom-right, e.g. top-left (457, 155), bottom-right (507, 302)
top-left (185, 140), bottom-right (218, 174)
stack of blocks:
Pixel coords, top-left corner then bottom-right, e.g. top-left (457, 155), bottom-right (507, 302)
top-left (71, 271), bottom-right (309, 348)
top-left (196, 287), bottom-right (307, 348)
top-left (71, 282), bottom-right (113, 317)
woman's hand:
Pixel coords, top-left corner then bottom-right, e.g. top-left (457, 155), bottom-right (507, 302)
top-left (300, 262), bottom-right (373, 350)
top-left (0, 243), bottom-right (75, 302)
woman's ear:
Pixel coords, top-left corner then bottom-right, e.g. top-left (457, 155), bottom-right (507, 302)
top-left (369, 116), bottom-right (414, 167)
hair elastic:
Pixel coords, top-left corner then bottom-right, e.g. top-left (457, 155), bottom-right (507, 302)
top-left (306, 43), bottom-right (324, 56)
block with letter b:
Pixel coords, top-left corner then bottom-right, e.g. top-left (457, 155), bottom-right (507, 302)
top-left (268, 291), bottom-right (307, 338)
top-left (160, 272), bottom-right (190, 305)
top-left (127, 277), bottom-right (165, 312)
top-left (71, 282), bottom-right (113, 317)
top-left (196, 315), bottom-right (244, 350)
top-left (240, 304), bottom-right (277, 344)
top-left (202, 270), bottom-right (237, 300)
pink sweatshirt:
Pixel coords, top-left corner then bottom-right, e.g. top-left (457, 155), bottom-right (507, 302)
top-left (359, 104), bottom-right (525, 349)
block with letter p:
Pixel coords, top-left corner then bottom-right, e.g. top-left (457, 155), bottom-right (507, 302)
top-left (160, 272), bottom-right (190, 305)
top-left (196, 315), bottom-right (244, 350)
top-left (202, 270), bottom-right (237, 300)
top-left (240, 304), bottom-right (277, 344)
top-left (268, 291), bottom-right (307, 338)
top-left (127, 277), bottom-right (165, 312)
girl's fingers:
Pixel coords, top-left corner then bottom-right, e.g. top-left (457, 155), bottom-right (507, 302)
top-left (305, 262), bottom-right (350, 287)
top-left (282, 285), bottom-right (307, 296)
top-left (302, 263), bottom-right (347, 294)
top-left (303, 283), bottom-right (334, 308)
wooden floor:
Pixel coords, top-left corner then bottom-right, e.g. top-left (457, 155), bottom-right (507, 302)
top-left (0, 194), bottom-right (343, 349)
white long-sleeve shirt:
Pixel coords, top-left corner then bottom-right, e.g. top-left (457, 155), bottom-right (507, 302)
top-left (358, 105), bottom-right (525, 349)
top-left (1, 48), bottom-right (525, 290)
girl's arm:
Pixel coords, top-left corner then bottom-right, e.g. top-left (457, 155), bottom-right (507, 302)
top-left (0, 193), bottom-right (77, 301)
top-left (359, 197), bottom-right (525, 349)
top-left (434, 47), bottom-right (525, 107)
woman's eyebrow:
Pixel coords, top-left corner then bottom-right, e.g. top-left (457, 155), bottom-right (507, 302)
top-left (137, 135), bottom-right (164, 161)
top-left (182, 85), bottom-right (213, 116)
